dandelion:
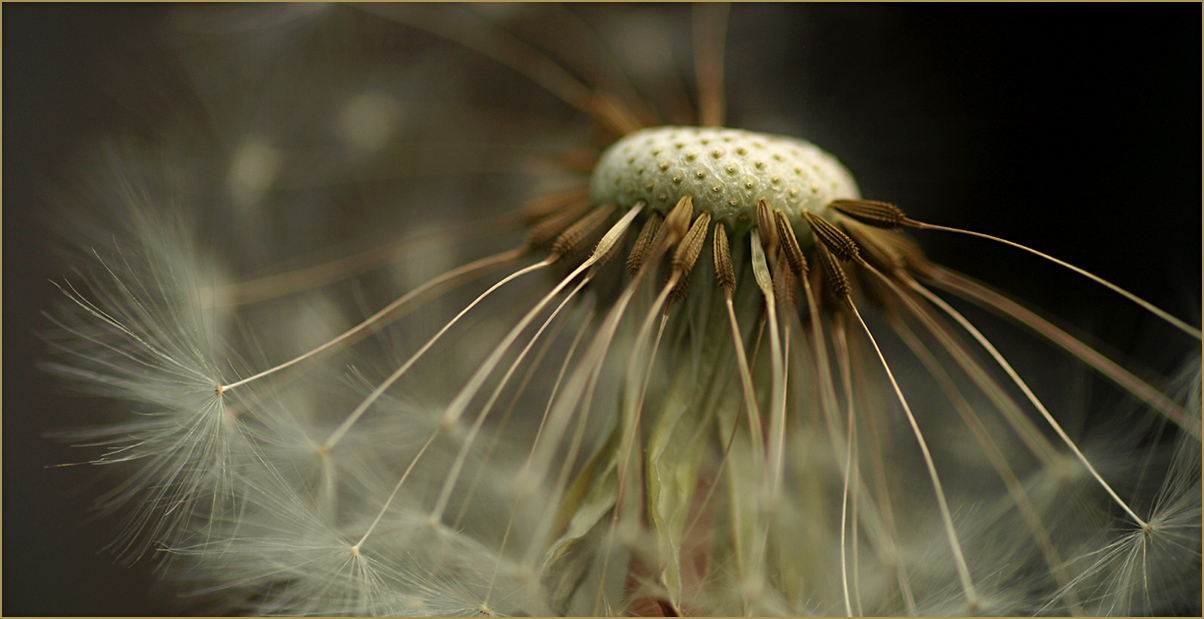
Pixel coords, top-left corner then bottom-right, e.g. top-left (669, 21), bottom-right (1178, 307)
top-left (41, 4), bottom-right (1200, 616)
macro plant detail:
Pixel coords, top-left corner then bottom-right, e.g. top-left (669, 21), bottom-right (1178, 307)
top-left (41, 4), bottom-right (1200, 616)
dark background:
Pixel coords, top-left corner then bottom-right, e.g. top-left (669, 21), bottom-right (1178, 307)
top-left (5, 4), bottom-right (1199, 615)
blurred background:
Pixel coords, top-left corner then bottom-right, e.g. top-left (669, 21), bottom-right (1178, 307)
top-left (6, 4), bottom-right (1198, 615)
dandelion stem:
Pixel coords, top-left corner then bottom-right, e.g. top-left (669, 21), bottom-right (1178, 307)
top-left (351, 202), bottom-right (641, 556)
top-left (794, 251), bottom-right (871, 591)
top-left (799, 268), bottom-right (842, 447)
top-left (518, 208), bottom-right (648, 565)
top-left (839, 372), bottom-right (856, 618)
top-left (619, 286), bottom-right (674, 497)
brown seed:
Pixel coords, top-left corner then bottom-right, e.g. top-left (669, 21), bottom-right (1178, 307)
top-left (626, 212), bottom-right (663, 275)
top-left (804, 211), bottom-right (860, 263)
top-left (671, 212), bottom-right (711, 276)
top-left (651, 196), bottom-right (694, 255)
top-left (829, 199), bottom-right (916, 229)
top-left (773, 257), bottom-right (797, 309)
top-left (551, 204), bottom-right (616, 257)
top-left (713, 223), bottom-right (736, 292)
top-left (666, 275), bottom-right (692, 312)
top-left (814, 240), bottom-right (852, 304)
top-left (773, 209), bottom-right (808, 277)
top-left (756, 199), bottom-right (779, 256)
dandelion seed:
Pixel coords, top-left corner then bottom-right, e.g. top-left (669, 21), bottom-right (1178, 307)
top-left (39, 3), bottom-right (1200, 616)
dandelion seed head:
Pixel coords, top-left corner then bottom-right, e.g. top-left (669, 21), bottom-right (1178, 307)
top-left (592, 126), bottom-right (859, 234)
top-left (39, 3), bottom-right (1201, 615)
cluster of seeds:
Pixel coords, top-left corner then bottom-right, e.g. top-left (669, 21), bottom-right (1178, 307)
top-left (529, 125), bottom-right (929, 322)
top-left (516, 128), bottom-right (1198, 615)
